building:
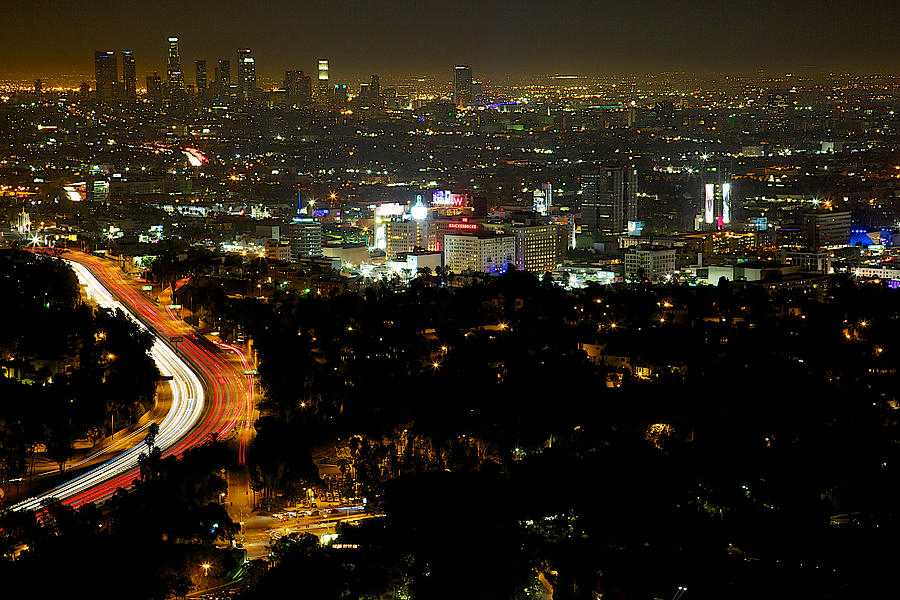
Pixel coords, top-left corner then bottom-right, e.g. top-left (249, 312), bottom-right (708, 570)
top-left (510, 224), bottom-right (559, 273)
top-left (284, 218), bottom-right (323, 261)
top-left (284, 70), bottom-right (312, 102)
top-left (265, 240), bottom-right (291, 262)
top-left (94, 50), bottom-right (117, 99)
top-left (121, 51), bottom-right (136, 99)
top-left (331, 84), bottom-right (348, 108)
top-left (444, 232), bottom-right (515, 274)
top-left (385, 219), bottom-right (426, 260)
top-left (532, 182), bottom-right (553, 215)
top-left (780, 249), bottom-right (830, 273)
top-left (195, 60), bottom-right (207, 92)
top-left (580, 167), bottom-right (638, 238)
top-left (322, 244), bottom-right (370, 268)
top-left (803, 211), bottom-right (850, 249)
top-left (369, 74), bottom-right (381, 107)
top-left (453, 65), bottom-right (472, 107)
top-left (624, 245), bottom-right (676, 282)
top-left (146, 71), bottom-right (163, 100)
top-left (236, 48), bottom-right (256, 100)
top-left (215, 59), bottom-right (231, 95)
top-left (167, 37), bottom-right (184, 92)
top-left (317, 59), bottom-right (330, 107)
top-left (700, 164), bottom-right (732, 228)
top-left (387, 251), bottom-right (443, 276)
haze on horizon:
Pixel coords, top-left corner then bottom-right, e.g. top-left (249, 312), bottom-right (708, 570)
top-left (1, 0), bottom-right (897, 82)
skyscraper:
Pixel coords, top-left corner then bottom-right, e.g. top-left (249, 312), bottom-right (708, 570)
top-left (195, 59), bottom-right (207, 92)
top-left (121, 50), bottom-right (136, 99)
top-left (317, 59), bottom-right (329, 107)
top-left (215, 59), bottom-right (231, 96)
top-left (146, 71), bottom-right (163, 101)
top-left (370, 74), bottom-right (381, 107)
top-left (94, 50), bottom-right (118, 99)
top-left (284, 70), bottom-right (312, 103)
top-left (236, 48), bottom-right (256, 100)
top-left (580, 167), bottom-right (638, 238)
top-left (167, 36), bottom-right (184, 92)
top-left (453, 65), bottom-right (472, 107)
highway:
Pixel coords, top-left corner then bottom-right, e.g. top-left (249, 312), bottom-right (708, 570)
top-left (10, 251), bottom-right (252, 511)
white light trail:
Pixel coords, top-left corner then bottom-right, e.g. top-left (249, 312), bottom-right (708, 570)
top-left (10, 260), bottom-right (205, 512)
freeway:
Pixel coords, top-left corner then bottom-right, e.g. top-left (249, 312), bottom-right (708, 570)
top-left (11, 251), bottom-right (252, 511)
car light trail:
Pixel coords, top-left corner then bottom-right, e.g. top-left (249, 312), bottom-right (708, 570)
top-left (11, 251), bottom-right (250, 511)
top-left (10, 259), bottom-right (205, 512)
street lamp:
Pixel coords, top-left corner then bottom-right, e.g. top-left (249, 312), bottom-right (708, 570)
top-left (201, 563), bottom-right (211, 577)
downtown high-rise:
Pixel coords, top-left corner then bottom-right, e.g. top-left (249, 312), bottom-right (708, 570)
top-left (453, 65), bottom-right (472, 107)
top-left (236, 48), bottom-right (256, 100)
top-left (580, 167), bottom-right (638, 238)
top-left (94, 50), bottom-right (117, 99)
top-left (121, 50), bottom-right (136, 99)
top-left (167, 36), bottom-right (184, 92)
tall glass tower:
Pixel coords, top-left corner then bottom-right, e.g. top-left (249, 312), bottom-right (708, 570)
top-left (167, 36), bottom-right (184, 91)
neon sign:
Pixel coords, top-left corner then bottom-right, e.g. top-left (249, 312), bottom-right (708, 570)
top-left (448, 222), bottom-right (478, 230)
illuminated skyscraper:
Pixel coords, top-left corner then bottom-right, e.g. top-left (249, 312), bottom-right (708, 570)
top-left (167, 37), bottom-right (184, 91)
top-left (580, 167), bottom-right (638, 238)
top-left (236, 48), bottom-right (256, 100)
top-left (121, 50), bottom-right (136, 99)
top-left (195, 60), bottom-right (207, 92)
top-left (317, 59), bottom-right (329, 107)
top-left (453, 65), bottom-right (472, 107)
top-left (94, 50), bottom-right (118, 99)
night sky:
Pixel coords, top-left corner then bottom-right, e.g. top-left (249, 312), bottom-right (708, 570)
top-left (1, 0), bottom-right (897, 81)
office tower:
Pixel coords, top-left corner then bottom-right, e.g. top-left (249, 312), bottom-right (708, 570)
top-left (94, 50), bottom-right (118, 99)
top-left (511, 224), bottom-right (559, 273)
top-left (121, 51), bottom-right (136, 99)
top-left (358, 83), bottom-right (371, 105)
top-left (453, 65), bottom-right (472, 107)
top-left (803, 211), bottom-right (851, 249)
top-left (370, 74), bottom-right (381, 107)
top-left (331, 84), bottom-right (348, 108)
top-left (699, 164), bottom-right (732, 228)
top-left (214, 59), bottom-right (232, 96)
top-left (146, 71), bottom-right (163, 101)
top-left (195, 60), bottom-right (207, 92)
top-left (33, 79), bottom-right (42, 94)
top-left (284, 70), bottom-right (312, 103)
top-left (471, 81), bottom-right (483, 105)
top-left (385, 220), bottom-right (427, 260)
top-left (580, 167), bottom-right (638, 238)
top-left (236, 48), bottom-right (256, 100)
top-left (284, 218), bottom-right (323, 261)
top-left (167, 37), bottom-right (184, 91)
top-left (317, 59), bottom-right (329, 107)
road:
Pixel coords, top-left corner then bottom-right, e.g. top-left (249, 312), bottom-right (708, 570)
top-left (10, 251), bottom-right (253, 511)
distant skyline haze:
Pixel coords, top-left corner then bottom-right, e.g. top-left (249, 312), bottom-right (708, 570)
top-left (0, 0), bottom-right (897, 82)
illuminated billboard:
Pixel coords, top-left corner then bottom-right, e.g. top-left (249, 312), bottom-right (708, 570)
top-left (432, 190), bottom-right (467, 207)
top-left (722, 183), bottom-right (731, 224)
top-left (704, 184), bottom-right (715, 224)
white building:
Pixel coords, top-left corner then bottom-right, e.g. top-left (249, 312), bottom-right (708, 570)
top-left (444, 232), bottom-right (516, 274)
top-left (624, 245), bottom-right (676, 282)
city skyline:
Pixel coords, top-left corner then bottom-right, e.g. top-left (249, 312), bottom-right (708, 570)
top-left (1, 0), bottom-right (898, 81)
